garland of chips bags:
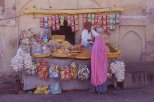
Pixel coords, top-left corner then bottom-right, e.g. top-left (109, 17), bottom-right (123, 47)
top-left (25, 62), bottom-right (37, 75)
top-left (70, 62), bottom-right (78, 79)
top-left (37, 60), bottom-right (49, 80)
top-left (109, 60), bottom-right (125, 82)
top-left (49, 64), bottom-right (60, 79)
top-left (60, 65), bottom-right (70, 80)
top-left (78, 65), bottom-right (90, 80)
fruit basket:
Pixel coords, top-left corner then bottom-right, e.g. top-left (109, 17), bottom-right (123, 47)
top-left (106, 43), bottom-right (121, 59)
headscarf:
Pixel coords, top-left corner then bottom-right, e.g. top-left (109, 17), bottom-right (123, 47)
top-left (84, 22), bottom-right (92, 29)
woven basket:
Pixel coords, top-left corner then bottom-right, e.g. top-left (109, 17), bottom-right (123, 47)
top-left (108, 51), bottom-right (121, 59)
top-left (107, 43), bottom-right (121, 59)
top-left (51, 35), bottom-right (65, 43)
top-left (32, 54), bottom-right (50, 58)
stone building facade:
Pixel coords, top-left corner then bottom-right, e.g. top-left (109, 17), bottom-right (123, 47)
top-left (0, 0), bottom-right (154, 76)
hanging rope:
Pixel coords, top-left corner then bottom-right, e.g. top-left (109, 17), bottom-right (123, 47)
top-left (47, 0), bottom-right (52, 8)
top-left (114, 0), bottom-right (121, 7)
top-left (92, 0), bottom-right (102, 8)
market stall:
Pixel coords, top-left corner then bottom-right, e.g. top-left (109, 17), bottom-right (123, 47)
top-left (11, 8), bottom-right (125, 94)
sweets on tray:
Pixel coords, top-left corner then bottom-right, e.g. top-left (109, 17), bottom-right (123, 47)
top-left (51, 48), bottom-right (71, 58)
top-left (70, 44), bottom-right (82, 56)
top-left (70, 44), bottom-right (82, 51)
top-left (60, 41), bottom-right (72, 49)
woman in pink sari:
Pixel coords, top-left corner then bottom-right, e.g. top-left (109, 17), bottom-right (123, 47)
top-left (90, 28), bottom-right (108, 94)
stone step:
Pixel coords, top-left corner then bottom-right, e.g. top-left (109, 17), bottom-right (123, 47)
top-left (124, 62), bottom-right (154, 89)
top-left (0, 77), bottom-right (17, 94)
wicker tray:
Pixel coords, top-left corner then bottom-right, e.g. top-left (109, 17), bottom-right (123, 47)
top-left (107, 43), bottom-right (121, 59)
top-left (51, 53), bottom-right (71, 58)
top-left (75, 49), bottom-right (91, 60)
top-left (32, 54), bottom-right (50, 58)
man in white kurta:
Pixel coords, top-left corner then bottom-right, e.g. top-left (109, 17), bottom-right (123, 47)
top-left (81, 22), bottom-right (99, 48)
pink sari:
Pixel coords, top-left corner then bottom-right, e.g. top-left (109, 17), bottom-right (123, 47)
top-left (91, 35), bottom-right (108, 86)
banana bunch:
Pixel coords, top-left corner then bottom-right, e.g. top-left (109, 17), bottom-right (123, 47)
top-left (109, 61), bottom-right (125, 82)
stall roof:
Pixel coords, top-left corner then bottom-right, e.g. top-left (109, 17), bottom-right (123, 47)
top-left (24, 8), bottom-right (123, 15)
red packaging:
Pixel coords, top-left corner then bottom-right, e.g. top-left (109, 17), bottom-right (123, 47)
top-left (52, 16), bottom-right (56, 20)
top-left (106, 14), bottom-right (110, 18)
top-left (83, 14), bottom-right (88, 18)
top-left (56, 25), bottom-right (60, 30)
top-left (98, 16), bottom-right (102, 20)
top-left (75, 20), bottom-right (78, 25)
top-left (40, 21), bottom-right (44, 27)
top-left (55, 19), bottom-right (59, 23)
top-left (55, 15), bottom-right (59, 19)
top-left (40, 17), bottom-right (44, 22)
top-left (48, 20), bottom-right (52, 26)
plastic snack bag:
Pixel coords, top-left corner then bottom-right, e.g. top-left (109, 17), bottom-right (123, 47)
top-left (70, 62), bottom-right (78, 79)
top-left (78, 65), bottom-right (90, 80)
top-left (48, 81), bottom-right (62, 94)
top-left (49, 64), bottom-right (60, 79)
top-left (34, 85), bottom-right (49, 95)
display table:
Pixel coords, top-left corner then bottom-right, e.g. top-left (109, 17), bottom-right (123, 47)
top-left (22, 57), bottom-right (91, 90)
top-left (22, 57), bottom-right (117, 90)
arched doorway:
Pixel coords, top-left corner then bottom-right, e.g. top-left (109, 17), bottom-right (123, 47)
top-left (120, 31), bottom-right (142, 62)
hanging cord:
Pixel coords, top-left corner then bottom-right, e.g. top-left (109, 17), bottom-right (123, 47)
top-left (17, 0), bottom-right (34, 48)
top-left (92, 0), bottom-right (102, 8)
top-left (47, 0), bottom-right (52, 8)
top-left (113, 0), bottom-right (120, 7)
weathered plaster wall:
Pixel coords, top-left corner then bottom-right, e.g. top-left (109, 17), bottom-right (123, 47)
top-left (0, 0), bottom-right (154, 76)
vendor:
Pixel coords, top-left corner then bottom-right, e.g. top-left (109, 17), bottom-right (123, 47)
top-left (81, 22), bottom-right (99, 48)
top-left (51, 20), bottom-right (75, 45)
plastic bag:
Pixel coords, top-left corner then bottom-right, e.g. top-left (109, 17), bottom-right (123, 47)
top-left (49, 64), bottom-right (60, 79)
top-left (60, 66), bottom-right (70, 80)
top-left (48, 81), bottom-right (62, 94)
top-left (78, 65), bottom-right (90, 80)
top-left (34, 85), bottom-right (49, 95)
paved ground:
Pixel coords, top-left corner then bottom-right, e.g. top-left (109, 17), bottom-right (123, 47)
top-left (0, 87), bottom-right (154, 102)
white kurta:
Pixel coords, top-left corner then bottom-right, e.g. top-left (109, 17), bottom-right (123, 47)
top-left (81, 29), bottom-right (99, 47)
